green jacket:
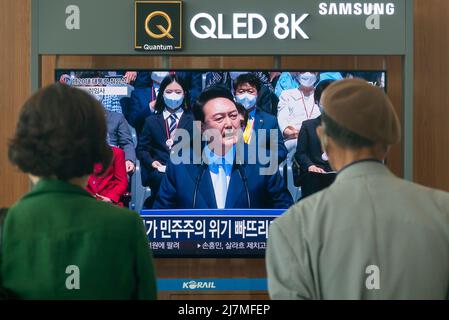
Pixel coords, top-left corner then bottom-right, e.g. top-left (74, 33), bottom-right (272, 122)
top-left (0, 179), bottom-right (157, 299)
top-left (266, 161), bottom-right (449, 300)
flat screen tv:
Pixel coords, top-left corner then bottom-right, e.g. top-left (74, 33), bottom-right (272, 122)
top-left (55, 69), bottom-right (386, 257)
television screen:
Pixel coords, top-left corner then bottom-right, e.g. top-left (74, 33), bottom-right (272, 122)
top-left (55, 69), bottom-right (386, 257)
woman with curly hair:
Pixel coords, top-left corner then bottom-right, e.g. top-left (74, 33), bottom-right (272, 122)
top-left (1, 83), bottom-right (157, 299)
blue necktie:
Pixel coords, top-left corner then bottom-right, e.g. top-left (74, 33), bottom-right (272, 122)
top-left (169, 114), bottom-right (178, 136)
top-left (216, 161), bottom-right (228, 209)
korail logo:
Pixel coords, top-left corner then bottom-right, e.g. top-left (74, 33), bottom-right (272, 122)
top-left (182, 280), bottom-right (216, 290)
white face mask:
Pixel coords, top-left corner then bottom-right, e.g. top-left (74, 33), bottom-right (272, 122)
top-left (235, 93), bottom-right (257, 110)
top-left (163, 92), bottom-right (184, 110)
top-left (298, 72), bottom-right (317, 88)
top-left (151, 71), bottom-right (170, 83)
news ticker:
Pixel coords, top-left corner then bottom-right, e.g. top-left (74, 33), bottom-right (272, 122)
top-left (140, 209), bottom-right (286, 256)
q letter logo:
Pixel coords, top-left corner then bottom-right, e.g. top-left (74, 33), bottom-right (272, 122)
top-left (135, 1), bottom-right (182, 51)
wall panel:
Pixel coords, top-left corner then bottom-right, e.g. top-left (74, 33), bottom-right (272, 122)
top-left (0, 0), bottom-right (31, 207)
top-left (169, 56), bottom-right (274, 69)
top-left (414, 0), bottom-right (449, 191)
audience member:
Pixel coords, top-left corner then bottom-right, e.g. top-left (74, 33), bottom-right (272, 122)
top-left (3, 83), bottom-right (157, 299)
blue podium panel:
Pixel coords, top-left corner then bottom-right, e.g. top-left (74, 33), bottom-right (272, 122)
top-left (140, 209), bottom-right (286, 257)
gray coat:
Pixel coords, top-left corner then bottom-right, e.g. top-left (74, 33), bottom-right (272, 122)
top-left (106, 110), bottom-right (136, 163)
top-left (266, 161), bottom-right (449, 299)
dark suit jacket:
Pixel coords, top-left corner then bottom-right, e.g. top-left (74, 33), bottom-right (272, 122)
top-left (253, 109), bottom-right (287, 164)
top-left (153, 147), bottom-right (293, 209)
top-left (176, 71), bottom-right (203, 106)
top-left (127, 87), bottom-right (154, 135)
top-left (106, 110), bottom-right (136, 163)
top-left (257, 85), bottom-right (279, 116)
top-left (294, 116), bottom-right (332, 179)
top-left (136, 111), bottom-right (194, 188)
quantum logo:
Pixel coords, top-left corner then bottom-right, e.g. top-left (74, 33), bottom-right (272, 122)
top-left (145, 11), bottom-right (174, 39)
top-left (135, 1), bottom-right (182, 51)
top-left (182, 281), bottom-right (216, 290)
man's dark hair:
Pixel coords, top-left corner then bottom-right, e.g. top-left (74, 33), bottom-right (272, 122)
top-left (154, 74), bottom-right (190, 114)
top-left (8, 83), bottom-right (112, 181)
top-left (192, 85), bottom-right (235, 122)
top-left (321, 112), bottom-right (375, 149)
top-left (314, 79), bottom-right (335, 104)
top-left (233, 73), bottom-right (262, 92)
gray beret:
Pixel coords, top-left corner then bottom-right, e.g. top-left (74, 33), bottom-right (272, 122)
top-left (320, 78), bottom-right (401, 145)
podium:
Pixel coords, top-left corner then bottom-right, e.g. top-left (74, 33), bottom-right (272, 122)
top-left (141, 209), bottom-right (286, 299)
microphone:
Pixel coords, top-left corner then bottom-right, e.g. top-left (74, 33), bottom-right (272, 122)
top-left (236, 163), bottom-right (251, 208)
top-left (192, 162), bottom-right (208, 209)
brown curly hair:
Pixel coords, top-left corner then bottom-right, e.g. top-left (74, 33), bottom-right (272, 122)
top-left (8, 83), bottom-right (112, 181)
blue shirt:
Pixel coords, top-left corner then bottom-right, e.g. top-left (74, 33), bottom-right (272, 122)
top-left (248, 109), bottom-right (256, 120)
top-left (203, 144), bottom-right (235, 208)
top-left (204, 144), bottom-right (235, 176)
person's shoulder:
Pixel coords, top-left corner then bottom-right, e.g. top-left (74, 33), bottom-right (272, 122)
top-left (302, 117), bottom-right (320, 128)
top-left (182, 110), bottom-right (194, 119)
top-left (256, 110), bottom-right (277, 125)
top-left (107, 110), bottom-right (123, 120)
top-left (90, 200), bottom-right (143, 226)
top-left (8, 193), bottom-right (142, 228)
top-left (256, 109), bottom-right (273, 119)
top-left (397, 178), bottom-right (449, 212)
top-left (272, 188), bottom-right (331, 232)
top-left (143, 112), bottom-right (161, 126)
top-left (167, 148), bottom-right (198, 169)
top-left (279, 88), bottom-right (300, 99)
top-left (429, 188), bottom-right (449, 215)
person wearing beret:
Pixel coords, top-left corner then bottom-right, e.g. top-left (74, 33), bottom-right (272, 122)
top-left (266, 78), bottom-right (449, 300)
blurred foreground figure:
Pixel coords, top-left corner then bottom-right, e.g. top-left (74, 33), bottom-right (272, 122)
top-left (266, 79), bottom-right (449, 300)
top-left (2, 83), bottom-right (157, 299)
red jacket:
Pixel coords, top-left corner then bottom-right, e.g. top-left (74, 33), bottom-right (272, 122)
top-left (86, 146), bottom-right (128, 206)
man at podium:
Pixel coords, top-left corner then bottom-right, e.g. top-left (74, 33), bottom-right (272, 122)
top-left (153, 86), bottom-right (293, 210)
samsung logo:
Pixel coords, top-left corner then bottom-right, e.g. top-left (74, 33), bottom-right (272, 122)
top-left (319, 2), bottom-right (395, 16)
top-left (182, 280), bottom-right (217, 290)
